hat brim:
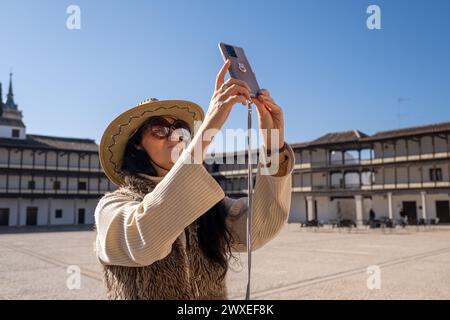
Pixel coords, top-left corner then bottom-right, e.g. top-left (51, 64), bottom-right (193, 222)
top-left (99, 99), bottom-right (205, 186)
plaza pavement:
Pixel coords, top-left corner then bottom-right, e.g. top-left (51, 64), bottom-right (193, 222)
top-left (0, 224), bottom-right (449, 300)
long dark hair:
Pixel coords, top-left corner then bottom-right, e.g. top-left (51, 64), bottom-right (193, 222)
top-left (121, 118), bottom-right (235, 280)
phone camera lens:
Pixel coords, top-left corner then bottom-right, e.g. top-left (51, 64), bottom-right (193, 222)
top-left (225, 45), bottom-right (237, 58)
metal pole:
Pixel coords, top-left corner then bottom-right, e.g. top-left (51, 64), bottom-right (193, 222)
top-left (245, 100), bottom-right (254, 300)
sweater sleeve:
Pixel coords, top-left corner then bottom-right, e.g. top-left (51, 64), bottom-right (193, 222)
top-left (223, 142), bottom-right (295, 252)
top-left (95, 149), bottom-right (225, 267)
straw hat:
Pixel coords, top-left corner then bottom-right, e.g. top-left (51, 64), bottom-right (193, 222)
top-left (99, 98), bottom-right (205, 186)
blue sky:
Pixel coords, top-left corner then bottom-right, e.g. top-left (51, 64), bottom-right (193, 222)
top-left (1, 0), bottom-right (449, 152)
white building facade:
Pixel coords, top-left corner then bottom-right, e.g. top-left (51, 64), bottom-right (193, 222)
top-left (0, 74), bottom-right (116, 227)
top-left (208, 125), bottom-right (450, 225)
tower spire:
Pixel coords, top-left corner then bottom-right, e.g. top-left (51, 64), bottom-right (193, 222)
top-left (8, 72), bottom-right (13, 96)
top-left (5, 71), bottom-right (18, 110)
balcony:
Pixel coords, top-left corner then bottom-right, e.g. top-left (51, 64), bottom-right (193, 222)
top-left (361, 151), bottom-right (450, 165)
top-left (0, 162), bottom-right (103, 172)
top-left (296, 151), bottom-right (450, 170)
top-left (292, 181), bottom-right (450, 193)
top-left (0, 188), bottom-right (111, 194)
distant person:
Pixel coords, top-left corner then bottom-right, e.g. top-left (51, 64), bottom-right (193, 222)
top-left (369, 209), bottom-right (377, 228)
top-left (369, 209), bottom-right (376, 221)
top-left (399, 207), bottom-right (407, 228)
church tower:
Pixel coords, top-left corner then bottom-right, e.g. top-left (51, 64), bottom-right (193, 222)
top-left (0, 72), bottom-right (26, 139)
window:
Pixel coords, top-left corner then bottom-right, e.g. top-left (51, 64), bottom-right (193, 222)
top-left (360, 148), bottom-right (374, 161)
top-left (294, 150), bottom-right (302, 164)
top-left (345, 150), bottom-right (360, 165)
top-left (53, 181), bottom-right (61, 190)
top-left (344, 172), bottom-right (360, 188)
top-left (330, 150), bottom-right (344, 165)
top-left (28, 180), bottom-right (35, 190)
top-left (233, 178), bottom-right (240, 190)
top-left (293, 173), bottom-right (302, 188)
top-left (78, 181), bottom-right (87, 190)
top-left (430, 168), bottom-right (443, 182)
top-left (361, 171), bottom-right (375, 185)
top-left (11, 129), bottom-right (20, 138)
top-left (226, 179), bottom-right (233, 191)
top-left (55, 209), bottom-right (63, 219)
top-left (331, 172), bottom-right (344, 188)
top-left (240, 177), bottom-right (247, 190)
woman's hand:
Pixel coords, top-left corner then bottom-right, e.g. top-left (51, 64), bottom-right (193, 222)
top-left (251, 89), bottom-right (285, 152)
top-left (189, 60), bottom-right (251, 162)
top-left (202, 59), bottom-right (251, 132)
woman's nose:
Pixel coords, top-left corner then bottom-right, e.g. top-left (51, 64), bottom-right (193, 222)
top-left (169, 129), bottom-right (183, 142)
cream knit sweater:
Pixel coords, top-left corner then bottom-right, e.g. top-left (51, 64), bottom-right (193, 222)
top-left (95, 143), bottom-right (295, 267)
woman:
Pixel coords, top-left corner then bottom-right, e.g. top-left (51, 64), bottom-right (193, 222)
top-left (95, 59), bottom-right (295, 299)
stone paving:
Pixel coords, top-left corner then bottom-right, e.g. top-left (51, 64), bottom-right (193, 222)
top-left (0, 224), bottom-right (449, 299)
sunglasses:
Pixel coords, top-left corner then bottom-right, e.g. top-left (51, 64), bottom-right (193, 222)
top-left (141, 116), bottom-right (192, 140)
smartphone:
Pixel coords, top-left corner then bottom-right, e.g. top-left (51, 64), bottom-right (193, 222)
top-left (218, 42), bottom-right (260, 97)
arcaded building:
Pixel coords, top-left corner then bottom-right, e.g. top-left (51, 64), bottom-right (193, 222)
top-left (209, 123), bottom-right (450, 225)
top-left (0, 74), bottom-right (116, 226)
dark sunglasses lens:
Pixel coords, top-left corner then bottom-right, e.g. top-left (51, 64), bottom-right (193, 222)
top-left (144, 117), bottom-right (192, 138)
top-left (151, 126), bottom-right (170, 138)
top-left (144, 117), bottom-right (168, 138)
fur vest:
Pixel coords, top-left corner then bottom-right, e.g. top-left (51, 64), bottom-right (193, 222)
top-left (100, 174), bottom-right (228, 300)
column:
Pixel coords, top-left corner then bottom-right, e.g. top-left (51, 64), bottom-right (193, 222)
top-left (370, 144), bottom-right (374, 164)
top-left (47, 198), bottom-right (52, 226)
top-left (306, 196), bottom-right (315, 221)
top-left (88, 154), bottom-right (92, 193)
top-left (16, 198), bottom-right (21, 226)
top-left (326, 171), bottom-right (330, 189)
top-left (74, 198), bottom-right (78, 225)
top-left (66, 152), bottom-right (70, 193)
top-left (421, 191), bottom-right (427, 220)
top-left (405, 138), bottom-right (409, 160)
top-left (355, 195), bottom-right (364, 226)
top-left (359, 170), bottom-right (362, 187)
top-left (387, 192), bottom-right (393, 220)
top-left (300, 173), bottom-right (303, 188)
